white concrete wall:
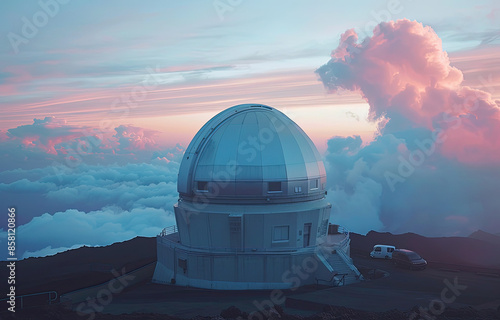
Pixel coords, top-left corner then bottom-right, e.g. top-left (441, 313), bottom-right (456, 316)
top-left (151, 198), bottom-right (350, 290)
top-left (153, 237), bottom-right (324, 290)
top-left (173, 199), bottom-right (331, 251)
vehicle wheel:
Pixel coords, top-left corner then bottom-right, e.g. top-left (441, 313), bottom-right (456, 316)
top-left (385, 255), bottom-right (389, 259)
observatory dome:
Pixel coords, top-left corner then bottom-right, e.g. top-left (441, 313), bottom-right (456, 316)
top-left (177, 104), bottom-right (326, 203)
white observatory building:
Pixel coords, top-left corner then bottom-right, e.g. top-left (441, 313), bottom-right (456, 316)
top-left (153, 104), bottom-right (362, 289)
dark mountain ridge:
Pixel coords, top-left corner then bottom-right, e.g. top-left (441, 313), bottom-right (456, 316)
top-left (350, 230), bottom-right (500, 269)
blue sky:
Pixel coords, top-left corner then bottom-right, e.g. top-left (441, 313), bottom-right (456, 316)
top-left (1, 1), bottom-right (498, 145)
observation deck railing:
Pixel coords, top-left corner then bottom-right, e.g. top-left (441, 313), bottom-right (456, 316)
top-left (0, 291), bottom-right (58, 309)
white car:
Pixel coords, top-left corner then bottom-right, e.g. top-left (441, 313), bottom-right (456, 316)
top-left (370, 245), bottom-right (396, 259)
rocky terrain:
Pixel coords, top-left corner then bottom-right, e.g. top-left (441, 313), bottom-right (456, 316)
top-left (1, 231), bottom-right (500, 319)
top-left (2, 303), bottom-right (500, 320)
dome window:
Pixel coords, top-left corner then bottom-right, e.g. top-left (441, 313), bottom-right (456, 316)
top-left (268, 181), bottom-right (282, 193)
top-left (197, 181), bottom-right (209, 192)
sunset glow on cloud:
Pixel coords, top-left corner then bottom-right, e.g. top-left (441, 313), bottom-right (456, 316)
top-left (317, 19), bottom-right (500, 236)
top-left (317, 19), bottom-right (500, 164)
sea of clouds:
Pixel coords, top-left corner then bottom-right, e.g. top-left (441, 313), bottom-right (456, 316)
top-left (0, 118), bottom-right (182, 258)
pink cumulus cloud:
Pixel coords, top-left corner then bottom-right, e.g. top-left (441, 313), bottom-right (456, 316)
top-left (4, 117), bottom-right (163, 155)
top-left (7, 117), bottom-right (86, 155)
top-left (113, 125), bottom-right (160, 151)
top-left (317, 19), bottom-right (500, 164)
top-left (0, 117), bottom-right (182, 170)
top-left (318, 19), bottom-right (500, 236)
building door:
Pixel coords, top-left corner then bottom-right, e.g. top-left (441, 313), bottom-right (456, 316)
top-left (303, 223), bottom-right (312, 247)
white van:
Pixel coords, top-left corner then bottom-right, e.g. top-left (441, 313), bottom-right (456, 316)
top-left (370, 245), bottom-right (396, 259)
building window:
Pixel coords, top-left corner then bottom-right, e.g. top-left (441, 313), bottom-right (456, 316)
top-left (273, 226), bottom-right (289, 242)
top-left (294, 186), bottom-right (302, 193)
top-left (268, 181), bottom-right (281, 192)
top-left (197, 181), bottom-right (208, 191)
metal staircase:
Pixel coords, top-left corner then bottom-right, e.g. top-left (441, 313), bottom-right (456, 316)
top-left (314, 225), bottom-right (363, 286)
